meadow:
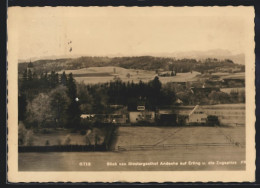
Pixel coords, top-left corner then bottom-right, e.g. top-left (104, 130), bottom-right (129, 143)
top-left (59, 66), bottom-right (200, 84)
top-left (19, 126), bottom-right (245, 171)
top-left (115, 126), bottom-right (245, 148)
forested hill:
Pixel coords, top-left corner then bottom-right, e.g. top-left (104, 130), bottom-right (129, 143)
top-left (18, 56), bottom-right (243, 74)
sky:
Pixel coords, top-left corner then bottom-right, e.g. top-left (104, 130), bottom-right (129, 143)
top-left (8, 7), bottom-right (253, 61)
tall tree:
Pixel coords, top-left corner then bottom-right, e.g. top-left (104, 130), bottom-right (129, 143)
top-left (22, 69), bottom-right (28, 82)
top-left (67, 73), bottom-right (77, 100)
top-left (27, 69), bottom-right (33, 81)
top-left (66, 73), bottom-right (81, 128)
top-left (50, 86), bottom-right (70, 127)
top-left (49, 71), bottom-right (59, 88)
top-left (60, 71), bottom-right (67, 86)
top-left (18, 93), bottom-right (27, 121)
top-left (26, 93), bottom-right (52, 128)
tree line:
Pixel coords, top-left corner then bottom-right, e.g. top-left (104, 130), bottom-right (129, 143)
top-left (77, 76), bottom-right (176, 114)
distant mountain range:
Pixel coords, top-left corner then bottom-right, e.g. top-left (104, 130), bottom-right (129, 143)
top-left (19, 49), bottom-right (245, 65)
top-left (152, 49), bottom-right (245, 65)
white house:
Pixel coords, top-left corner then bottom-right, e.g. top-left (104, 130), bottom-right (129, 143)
top-left (80, 114), bottom-right (95, 119)
top-left (188, 105), bottom-right (207, 125)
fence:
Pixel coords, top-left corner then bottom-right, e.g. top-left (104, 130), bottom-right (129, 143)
top-left (117, 142), bottom-right (240, 151)
top-left (19, 144), bottom-right (107, 152)
top-left (216, 127), bottom-right (245, 148)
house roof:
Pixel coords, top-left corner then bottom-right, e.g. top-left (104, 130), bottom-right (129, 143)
top-left (175, 98), bottom-right (183, 104)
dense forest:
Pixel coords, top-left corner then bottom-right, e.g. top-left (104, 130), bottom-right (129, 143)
top-left (19, 69), bottom-right (177, 129)
top-left (18, 56), bottom-right (244, 75)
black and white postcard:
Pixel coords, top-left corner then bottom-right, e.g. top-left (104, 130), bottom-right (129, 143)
top-left (7, 6), bottom-right (255, 182)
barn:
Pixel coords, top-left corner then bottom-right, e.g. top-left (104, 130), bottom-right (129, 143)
top-left (157, 109), bottom-right (177, 126)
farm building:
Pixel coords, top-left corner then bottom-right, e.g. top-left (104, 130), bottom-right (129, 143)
top-left (80, 114), bottom-right (95, 120)
top-left (157, 105), bottom-right (207, 126)
top-left (174, 98), bottom-right (183, 105)
top-left (170, 105), bottom-right (208, 125)
top-left (187, 105), bottom-right (207, 125)
top-left (157, 109), bottom-right (177, 126)
top-left (129, 111), bottom-right (155, 123)
top-left (80, 113), bottom-right (127, 124)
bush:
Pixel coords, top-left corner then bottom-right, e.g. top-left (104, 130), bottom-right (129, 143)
top-left (18, 122), bottom-right (27, 146)
top-left (26, 130), bottom-right (34, 146)
top-left (18, 123), bottom-right (35, 146)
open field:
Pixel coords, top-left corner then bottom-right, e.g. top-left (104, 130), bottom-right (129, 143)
top-left (212, 72), bottom-right (245, 79)
top-left (115, 126), bottom-right (245, 148)
top-left (19, 126), bottom-right (245, 171)
top-left (59, 66), bottom-right (200, 84)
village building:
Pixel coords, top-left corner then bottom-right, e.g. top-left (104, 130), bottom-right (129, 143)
top-left (174, 98), bottom-right (183, 105)
top-left (129, 110), bottom-right (155, 124)
top-left (80, 106), bottom-right (128, 124)
top-left (187, 105), bottom-right (207, 125)
top-left (81, 113), bottom-right (127, 124)
top-left (157, 109), bottom-right (177, 126)
top-left (80, 114), bottom-right (95, 119)
top-left (81, 105), bottom-right (213, 126)
top-left (158, 105), bottom-right (208, 126)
